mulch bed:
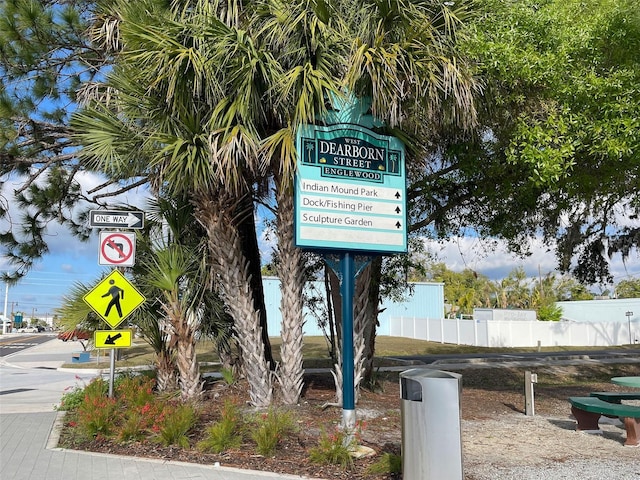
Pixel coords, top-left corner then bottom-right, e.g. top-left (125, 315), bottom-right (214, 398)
top-left (57, 363), bottom-right (640, 479)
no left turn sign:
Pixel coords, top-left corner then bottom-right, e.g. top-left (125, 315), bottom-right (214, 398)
top-left (99, 231), bottom-right (136, 266)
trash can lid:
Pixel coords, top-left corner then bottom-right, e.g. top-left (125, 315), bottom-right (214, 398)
top-left (400, 368), bottom-right (462, 380)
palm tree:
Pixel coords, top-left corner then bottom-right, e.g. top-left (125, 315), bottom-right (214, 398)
top-left (55, 281), bottom-right (101, 352)
top-left (72, 0), bottom-right (479, 409)
top-left (133, 195), bottom-right (234, 394)
top-left (73, 0), bottom-right (277, 406)
top-left (132, 301), bottom-right (179, 393)
top-left (76, 0), bottom-right (347, 406)
top-left (332, 0), bottom-right (478, 399)
top-left (141, 243), bottom-right (208, 400)
top-left (253, 0), bottom-right (348, 404)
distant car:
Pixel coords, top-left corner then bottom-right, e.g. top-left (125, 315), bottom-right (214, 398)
top-left (36, 325), bottom-right (46, 332)
top-left (18, 326), bottom-right (38, 333)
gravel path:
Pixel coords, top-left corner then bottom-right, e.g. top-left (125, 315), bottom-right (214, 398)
top-left (463, 413), bottom-right (640, 479)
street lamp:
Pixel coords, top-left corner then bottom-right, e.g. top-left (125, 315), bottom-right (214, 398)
top-left (626, 311), bottom-right (634, 344)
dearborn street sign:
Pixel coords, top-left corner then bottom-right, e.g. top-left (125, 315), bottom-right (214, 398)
top-left (295, 123), bottom-right (407, 254)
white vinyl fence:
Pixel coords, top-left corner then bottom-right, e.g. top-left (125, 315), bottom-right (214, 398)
top-left (389, 317), bottom-right (640, 348)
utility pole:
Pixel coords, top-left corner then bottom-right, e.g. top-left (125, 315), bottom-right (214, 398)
top-left (2, 280), bottom-right (8, 334)
top-left (627, 311), bottom-right (634, 344)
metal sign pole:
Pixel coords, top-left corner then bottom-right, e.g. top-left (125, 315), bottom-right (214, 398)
top-left (109, 348), bottom-right (116, 397)
top-left (294, 98), bottom-right (406, 440)
top-left (341, 252), bottom-right (356, 431)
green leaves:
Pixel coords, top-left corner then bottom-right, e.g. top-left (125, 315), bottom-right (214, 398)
top-left (454, 0), bottom-right (640, 282)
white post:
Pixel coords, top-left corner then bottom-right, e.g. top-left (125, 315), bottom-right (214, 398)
top-left (525, 371), bottom-right (537, 416)
top-left (2, 281), bottom-right (8, 334)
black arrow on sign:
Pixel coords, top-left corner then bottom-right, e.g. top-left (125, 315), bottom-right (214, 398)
top-left (395, 191), bottom-right (401, 199)
top-left (105, 333), bottom-right (122, 345)
top-left (395, 206), bottom-right (401, 214)
top-left (395, 221), bottom-right (402, 229)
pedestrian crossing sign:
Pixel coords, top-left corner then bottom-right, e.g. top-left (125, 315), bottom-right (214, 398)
top-left (83, 270), bottom-right (146, 328)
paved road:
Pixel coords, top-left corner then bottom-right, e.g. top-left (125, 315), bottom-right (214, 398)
top-left (0, 333), bottom-right (54, 357)
top-left (395, 348), bottom-right (640, 367)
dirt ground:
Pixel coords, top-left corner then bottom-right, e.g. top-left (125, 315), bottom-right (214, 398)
top-left (59, 362), bottom-right (640, 479)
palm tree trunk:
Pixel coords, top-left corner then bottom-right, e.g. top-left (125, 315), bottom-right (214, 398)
top-left (275, 183), bottom-right (305, 404)
top-left (165, 297), bottom-right (202, 401)
top-left (174, 313), bottom-right (202, 401)
top-left (155, 349), bottom-right (179, 393)
top-left (362, 256), bottom-right (382, 385)
top-left (328, 267), bottom-right (342, 356)
top-left (196, 194), bottom-right (272, 407)
top-left (235, 193), bottom-right (274, 368)
top-left (324, 265), bottom-right (338, 364)
top-left (353, 262), bottom-right (371, 403)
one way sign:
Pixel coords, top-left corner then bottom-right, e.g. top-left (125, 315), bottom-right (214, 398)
top-left (90, 210), bottom-right (144, 229)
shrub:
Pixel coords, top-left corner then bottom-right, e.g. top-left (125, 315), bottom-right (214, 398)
top-left (309, 428), bottom-right (354, 469)
top-left (365, 452), bottom-right (402, 475)
top-left (220, 367), bottom-right (236, 386)
top-left (197, 400), bottom-right (243, 453)
top-left (250, 408), bottom-right (296, 456)
top-left (115, 374), bottom-right (156, 408)
top-left (83, 376), bottom-right (110, 398)
top-left (57, 386), bottom-right (86, 412)
top-left (76, 381), bottom-right (119, 438)
top-left (538, 303), bottom-right (564, 321)
top-left (108, 374), bottom-right (163, 441)
top-left (155, 403), bottom-right (197, 448)
top-left (116, 411), bottom-right (147, 442)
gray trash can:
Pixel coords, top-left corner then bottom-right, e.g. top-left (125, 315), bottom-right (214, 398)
top-left (400, 369), bottom-right (463, 480)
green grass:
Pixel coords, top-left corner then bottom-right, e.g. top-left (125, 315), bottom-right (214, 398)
top-left (62, 336), bottom-right (640, 370)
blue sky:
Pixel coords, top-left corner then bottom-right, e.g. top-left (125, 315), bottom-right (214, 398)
top-left (0, 172), bottom-right (278, 322)
top-left (0, 171), bottom-right (148, 322)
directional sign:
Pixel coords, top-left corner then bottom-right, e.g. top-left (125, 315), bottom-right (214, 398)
top-left (83, 270), bottom-right (146, 328)
top-left (90, 210), bottom-right (144, 229)
top-left (94, 330), bottom-right (133, 349)
top-left (295, 123), bottom-right (407, 253)
top-left (99, 232), bottom-right (136, 266)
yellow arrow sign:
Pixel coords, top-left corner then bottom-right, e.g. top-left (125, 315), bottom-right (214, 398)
top-left (83, 270), bottom-right (146, 328)
top-left (94, 330), bottom-right (133, 349)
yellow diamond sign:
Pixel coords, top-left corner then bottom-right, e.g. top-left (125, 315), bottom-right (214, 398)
top-left (83, 270), bottom-right (146, 328)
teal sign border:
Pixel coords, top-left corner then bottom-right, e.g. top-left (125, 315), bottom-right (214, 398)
top-left (295, 123), bottom-right (407, 254)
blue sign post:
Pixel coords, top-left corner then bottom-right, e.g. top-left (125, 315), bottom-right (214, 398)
top-left (295, 113), bottom-right (407, 433)
top-left (341, 253), bottom-right (356, 420)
